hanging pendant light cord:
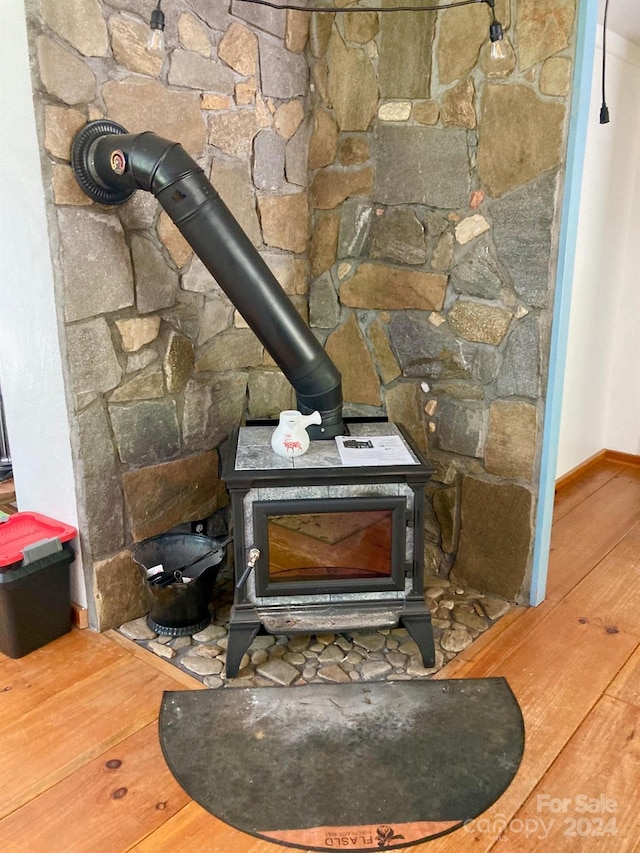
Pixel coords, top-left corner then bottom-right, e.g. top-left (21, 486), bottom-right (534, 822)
top-left (600, 0), bottom-right (610, 124)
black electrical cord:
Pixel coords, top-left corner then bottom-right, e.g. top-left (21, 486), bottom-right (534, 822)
top-left (234, 0), bottom-right (488, 13)
top-left (600, 0), bottom-right (610, 123)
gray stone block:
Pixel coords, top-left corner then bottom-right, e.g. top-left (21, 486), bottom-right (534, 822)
top-left (374, 126), bottom-right (470, 208)
top-left (338, 199), bottom-right (373, 259)
top-left (76, 400), bottom-right (125, 557)
top-left (497, 315), bottom-right (541, 399)
top-left (388, 313), bottom-right (499, 383)
top-left (248, 370), bottom-right (294, 418)
top-left (370, 208), bottom-right (427, 266)
top-left (83, 467), bottom-right (123, 558)
top-left (491, 172), bottom-right (558, 308)
top-left (436, 399), bottom-right (486, 459)
top-left (310, 272), bottom-right (340, 329)
top-left (450, 240), bottom-right (504, 299)
top-left (183, 373), bottom-right (248, 452)
top-left (59, 209), bottom-right (133, 322)
top-left (259, 37), bottom-right (308, 99)
top-left (36, 36), bottom-right (96, 105)
top-left (169, 49), bottom-right (234, 93)
top-left (253, 129), bottom-right (286, 192)
top-left (67, 318), bottom-right (122, 397)
top-left (131, 234), bottom-right (179, 314)
top-left (109, 399), bottom-right (180, 465)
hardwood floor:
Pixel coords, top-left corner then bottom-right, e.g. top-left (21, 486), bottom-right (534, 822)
top-left (1, 457), bottom-right (639, 851)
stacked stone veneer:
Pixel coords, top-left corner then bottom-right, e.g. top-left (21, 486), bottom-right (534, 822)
top-left (25, 0), bottom-right (576, 629)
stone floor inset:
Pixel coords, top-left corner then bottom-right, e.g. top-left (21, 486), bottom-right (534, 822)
top-left (119, 568), bottom-right (512, 689)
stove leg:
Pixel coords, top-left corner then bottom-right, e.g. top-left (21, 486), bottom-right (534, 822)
top-left (401, 608), bottom-right (435, 669)
top-left (226, 609), bottom-right (261, 678)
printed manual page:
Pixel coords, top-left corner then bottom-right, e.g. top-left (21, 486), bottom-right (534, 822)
top-left (335, 435), bottom-right (418, 467)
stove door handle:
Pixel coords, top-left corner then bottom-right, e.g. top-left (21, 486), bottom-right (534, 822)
top-left (236, 547), bottom-right (260, 590)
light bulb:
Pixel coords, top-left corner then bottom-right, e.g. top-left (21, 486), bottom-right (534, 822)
top-left (147, 27), bottom-right (165, 55)
top-left (147, 5), bottom-right (165, 56)
top-left (490, 38), bottom-right (508, 62)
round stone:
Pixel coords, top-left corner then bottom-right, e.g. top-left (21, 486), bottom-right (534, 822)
top-left (361, 660), bottom-right (392, 680)
top-left (351, 632), bottom-right (386, 652)
top-left (148, 640), bottom-right (176, 660)
top-left (440, 628), bottom-right (473, 653)
top-left (318, 644), bottom-right (345, 664)
top-left (192, 624), bottom-right (228, 643)
top-left (203, 675), bottom-right (224, 689)
top-left (425, 586), bottom-right (445, 599)
top-left (398, 639), bottom-right (420, 657)
top-left (386, 651), bottom-right (408, 668)
top-left (119, 617), bottom-right (156, 641)
top-left (181, 655), bottom-right (225, 676)
top-left (482, 597), bottom-right (512, 621)
top-left (452, 607), bottom-right (489, 633)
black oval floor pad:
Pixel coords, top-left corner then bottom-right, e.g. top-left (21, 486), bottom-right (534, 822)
top-left (159, 678), bottom-right (524, 851)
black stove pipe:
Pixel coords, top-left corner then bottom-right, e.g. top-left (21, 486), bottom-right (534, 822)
top-left (71, 120), bottom-right (344, 439)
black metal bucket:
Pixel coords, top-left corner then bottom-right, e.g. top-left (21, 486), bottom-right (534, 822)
top-left (133, 533), bottom-right (227, 636)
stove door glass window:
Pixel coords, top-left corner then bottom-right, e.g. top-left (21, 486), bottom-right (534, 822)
top-left (253, 496), bottom-right (406, 596)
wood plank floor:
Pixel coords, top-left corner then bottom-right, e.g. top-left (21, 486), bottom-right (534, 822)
top-left (1, 457), bottom-right (639, 852)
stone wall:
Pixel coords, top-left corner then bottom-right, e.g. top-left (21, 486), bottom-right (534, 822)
top-left (25, 0), bottom-right (576, 628)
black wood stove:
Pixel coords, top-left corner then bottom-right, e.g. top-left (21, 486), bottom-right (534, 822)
top-left (221, 420), bottom-right (435, 677)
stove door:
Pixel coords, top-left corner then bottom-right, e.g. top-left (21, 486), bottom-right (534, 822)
top-left (252, 496), bottom-right (407, 596)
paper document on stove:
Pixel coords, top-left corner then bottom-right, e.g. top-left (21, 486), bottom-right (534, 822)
top-left (335, 434), bottom-right (418, 466)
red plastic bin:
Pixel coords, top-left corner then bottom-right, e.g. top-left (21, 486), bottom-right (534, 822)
top-left (0, 512), bottom-right (77, 658)
top-left (0, 512), bottom-right (77, 569)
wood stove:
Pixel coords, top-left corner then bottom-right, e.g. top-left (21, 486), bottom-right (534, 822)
top-left (221, 420), bottom-right (435, 677)
top-left (69, 125), bottom-right (435, 680)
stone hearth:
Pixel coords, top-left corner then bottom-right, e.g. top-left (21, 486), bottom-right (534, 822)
top-left (119, 568), bottom-right (511, 688)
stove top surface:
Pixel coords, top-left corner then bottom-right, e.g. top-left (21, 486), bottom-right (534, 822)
top-left (235, 421), bottom-right (421, 472)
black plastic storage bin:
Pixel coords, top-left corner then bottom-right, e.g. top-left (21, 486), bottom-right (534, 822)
top-left (133, 532), bottom-right (227, 637)
top-left (0, 512), bottom-right (76, 659)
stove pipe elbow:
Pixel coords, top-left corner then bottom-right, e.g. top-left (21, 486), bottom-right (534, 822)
top-left (71, 120), bottom-right (343, 439)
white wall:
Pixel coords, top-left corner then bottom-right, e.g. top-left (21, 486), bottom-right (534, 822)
top-left (557, 29), bottom-right (640, 475)
top-left (0, 0), bottom-right (84, 604)
top-left (603, 34), bottom-right (640, 454)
